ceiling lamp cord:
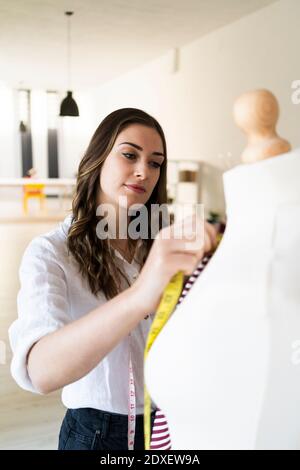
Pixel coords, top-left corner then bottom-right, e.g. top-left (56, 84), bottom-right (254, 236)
top-left (59, 11), bottom-right (79, 117)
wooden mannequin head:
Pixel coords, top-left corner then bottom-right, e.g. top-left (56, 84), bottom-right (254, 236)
top-left (233, 89), bottom-right (291, 163)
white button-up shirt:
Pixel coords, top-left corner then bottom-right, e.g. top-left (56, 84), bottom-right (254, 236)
top-left (9, 214), bottom-right (156, 414)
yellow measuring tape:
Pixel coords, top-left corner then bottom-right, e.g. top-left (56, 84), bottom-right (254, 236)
top-left (143, 233), bottom-right (223, 449)
top-left (144, 270), bottom-right (184, 450)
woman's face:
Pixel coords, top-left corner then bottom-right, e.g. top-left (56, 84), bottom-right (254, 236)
top-left (98, 124), bottom-right (165, 211)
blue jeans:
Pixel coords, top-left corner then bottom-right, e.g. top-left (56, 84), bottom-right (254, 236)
top-left (58, 408), bottom-right (156, 450)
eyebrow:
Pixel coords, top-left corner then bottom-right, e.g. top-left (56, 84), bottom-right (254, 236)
top-left (118, 141), bottom-right (165, 158)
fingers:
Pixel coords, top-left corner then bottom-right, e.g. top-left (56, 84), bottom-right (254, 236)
top-left (204, 221), bottom-right (218, 249)
top-left (157, 216), bottom-right (218, 256)
top-left (203, 222), bottom-right (218, 253)
top-left (159, 214), bottom-right (203, 243)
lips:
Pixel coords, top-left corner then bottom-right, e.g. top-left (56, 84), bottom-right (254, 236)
top-left (124, 184), bottom-right (146, 194)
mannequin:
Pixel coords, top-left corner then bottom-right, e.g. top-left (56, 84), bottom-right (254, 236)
top-left (145, 90), bottom-right (300, 449)
top-left (233, 89), bottom-right (291, 163)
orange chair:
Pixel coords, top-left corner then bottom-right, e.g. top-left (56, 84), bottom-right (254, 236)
top-left (23, 183), bottom-right (46, 215)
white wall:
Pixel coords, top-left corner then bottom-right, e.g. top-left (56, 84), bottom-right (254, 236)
top-left (31, 90), bottom-right (48, 178)
top-left (0, 88), bottom-right (94, 179)
top-left (87, 0), bottom-right (300, 214)
top-left (57, 91), bottom-right (95, 178)
top-left (89, 0), bottom-right (300, 160)
top-left (0, 0), bottom-right (299, 213)
top-left (0, 84), bottom-right (19, 177)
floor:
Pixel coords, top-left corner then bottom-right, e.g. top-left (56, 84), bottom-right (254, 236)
top-left (0, 196), bottom-right (70, 449)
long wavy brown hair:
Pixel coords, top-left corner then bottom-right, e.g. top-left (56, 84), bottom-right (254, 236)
top-left (67, 108), bottom-right (168, 300)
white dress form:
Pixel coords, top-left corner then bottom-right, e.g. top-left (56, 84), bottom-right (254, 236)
top-left (145, 90), bottom-right (300, 450)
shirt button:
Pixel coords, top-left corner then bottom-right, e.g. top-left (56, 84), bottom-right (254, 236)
top-left (132, 273), bottom-right (138, 280)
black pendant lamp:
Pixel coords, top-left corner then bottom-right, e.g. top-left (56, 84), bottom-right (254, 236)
top-left (59, 11), bottom-right (79, 117)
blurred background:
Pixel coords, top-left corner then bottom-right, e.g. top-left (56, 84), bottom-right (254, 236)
top-left (0, 0), bottom-right (299, 449)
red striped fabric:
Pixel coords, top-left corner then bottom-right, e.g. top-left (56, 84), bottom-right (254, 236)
top-left (149, 254), bottom-right (212, 450)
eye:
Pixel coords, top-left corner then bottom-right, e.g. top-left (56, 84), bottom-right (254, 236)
top-left (122, 152), bottom-right (162, 169)
top-left (149, 161), bottom-right (162, 169)
top-left (122, 152), bottom-right (136, 160)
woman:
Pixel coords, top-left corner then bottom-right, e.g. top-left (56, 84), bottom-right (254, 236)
top-left (9, 108), bottom-right (217, 450)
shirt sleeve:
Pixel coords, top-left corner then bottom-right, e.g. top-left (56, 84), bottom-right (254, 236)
top-left (8, 236), bottom-right (70, 393)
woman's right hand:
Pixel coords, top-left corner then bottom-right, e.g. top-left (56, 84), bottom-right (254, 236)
top-left (130, 214), bottom-right (218, 317)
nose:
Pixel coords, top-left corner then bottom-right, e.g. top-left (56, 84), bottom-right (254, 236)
top-left (133, 161), bottom-right (149, 180)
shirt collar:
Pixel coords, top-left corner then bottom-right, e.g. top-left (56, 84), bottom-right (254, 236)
top-left (113, 239), bottom-right (145, 267)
